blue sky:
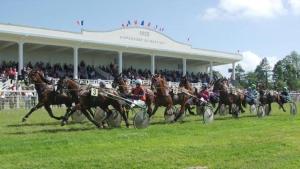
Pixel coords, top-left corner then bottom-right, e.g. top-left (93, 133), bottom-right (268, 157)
top-left (1, 0), bottom-right (300, 73)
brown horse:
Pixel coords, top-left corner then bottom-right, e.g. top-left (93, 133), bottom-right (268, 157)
top-left (258, 88), bottom-right (285, 115)
top-left (111, 74), bottom-right (154, 117)
top-left (22, 70), bottom-right (73, 122)
top-left (150, 75), bottom-right (174, 118)
top-left (60, 79), bottom-right (130, 128)
top-left (212, 78), bottom-right (245, 117)
top-left (170, 76), bottom-right (196, 119)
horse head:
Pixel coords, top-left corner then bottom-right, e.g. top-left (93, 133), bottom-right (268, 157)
top-left (151, 75), bottom-right (168, 95)
top-left (213, 78), bottom-right (228, 93)
top-left (112, 73), bottom-right (123, 88)
top-left (112, 74), bottom-right (129, 93)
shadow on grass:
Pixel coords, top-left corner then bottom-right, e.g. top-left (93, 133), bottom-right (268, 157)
top-left (6, 126), bottom-right (98, 135)
top-left (6, 121), bottom-right (89, 128)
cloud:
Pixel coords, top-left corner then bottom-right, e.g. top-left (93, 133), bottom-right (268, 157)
top-left (201, 0), bottom-right (286, 20)
top-left (288, 0), bottom-right (300, 15)
top-left (213, 51), bottom-right (280, 77)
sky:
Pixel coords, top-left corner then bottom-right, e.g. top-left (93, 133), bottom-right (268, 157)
top-left (0, 0), bottom-right (299, 76)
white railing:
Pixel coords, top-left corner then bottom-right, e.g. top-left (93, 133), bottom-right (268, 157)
top-left (0, 90), bottom-right (38, 110)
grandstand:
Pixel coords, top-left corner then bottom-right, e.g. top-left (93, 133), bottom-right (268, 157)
top-left (0, 23), bottom-right (242, 79)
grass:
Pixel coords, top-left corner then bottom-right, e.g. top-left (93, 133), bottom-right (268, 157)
top-left (0, 103), bottom-right (299, 169)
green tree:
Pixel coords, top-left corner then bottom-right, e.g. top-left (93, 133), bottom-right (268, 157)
top-left (255, 57), bottom-right (271, 88)
top-left (272, 51), bottom-right (300, 91)
top-left (245, 71), bottom-right (257, 87)
top-left (234, 64), bottom-right (247, 87)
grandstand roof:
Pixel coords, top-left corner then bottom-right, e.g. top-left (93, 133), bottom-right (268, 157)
top-left (0, 22), bottom-right (242, 64)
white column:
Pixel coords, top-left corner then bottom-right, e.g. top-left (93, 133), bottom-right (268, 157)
top-left (118, 51), bottom-right (123, 74)
top-left (18, 42), bottom-right (24, 74)
top-left (151, 55), bottom-right (155, 75)
top-left (209, 62), bottom-right (213, 80)
top-left (182, 58), bottom-right (187, 76)
top-left (232, 62), bottom-right (236, 80)
top-left (73, 47), bottom-right (78, 79)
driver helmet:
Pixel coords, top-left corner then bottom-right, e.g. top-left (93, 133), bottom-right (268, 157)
top-left (202, 83), bottom-right (208, 89)
top-left (283, 87), bottom-right (288, 91)
top-left (99, 80), bottom-right (106, 88)
top-left (135, 79), bottom-right (142, 86)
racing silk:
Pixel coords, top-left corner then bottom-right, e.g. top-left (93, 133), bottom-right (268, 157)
top-left (247, 88), bottom-right (258, 99)
top-left (281, 91), bottom-right (290, 103)
top-left (131, 86), bottom-right (146, 101)
top-left (198, 89), bottom-right (209, 101)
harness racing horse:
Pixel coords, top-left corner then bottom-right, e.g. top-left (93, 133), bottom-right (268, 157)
top-left (60, 79), bottom-right (130, 128)
top-left (258, 89), bottom-right (284, 115)
top-left (150, 75), bottom-right (175, 119)
top-left (170, 76), bottom-right (196, 118)
top-left (22, 70), bottom-right (73, 122)
top-left (212, 78), bottom-right (245, 117)
top-left (111, 74), bottom-right (154, 117)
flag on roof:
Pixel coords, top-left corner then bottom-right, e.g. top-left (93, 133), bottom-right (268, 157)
top-left (80, 20), bottom-right (84, 26)
top-left (141, 20), bottom-right (145, 26)
top-left (134, 20), bottom-right (138, 25)
top-left (147, 22), bottom-right (151, 27)
top-left (127, 20), bottom-right (131, 25)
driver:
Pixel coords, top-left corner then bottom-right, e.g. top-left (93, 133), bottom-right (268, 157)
top-left (246, 84), bottom-right (258, 104)
top-left (130, 79), bottom-right (146, 101)
top-left (280, 87), bottom-right (291, 103)
top-left (198, 83), bottom-right (209, 102)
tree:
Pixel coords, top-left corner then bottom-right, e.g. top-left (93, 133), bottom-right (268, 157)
top-left (255, 57), bottom-right (271, 88)
top-left (234, 64), bottom-right (247, 87)
top-left (272, 51), bottom-right (300, 91)
top-left (245, 71), bottom-right (257, 87)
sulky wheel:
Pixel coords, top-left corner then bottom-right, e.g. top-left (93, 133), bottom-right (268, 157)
top-left (133, 109), bottom-right (150, 129)
top-left (290, 102), bottom-right (297, 116)
top-left (94, 107), bottom-right (107, 124)
top-left (107, 109), bottom-right (122, 128)
top-left (71, 110), bottom-right (86, 123)
top-left (257, 105), bottom-right (265, 118)
top-left (202, 105), bottom-right (214, 124)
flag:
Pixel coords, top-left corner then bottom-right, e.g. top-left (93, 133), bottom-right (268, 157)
top-left (134, 20), bottom-right (138, 25)
top-left (161, 27), bottom-right (164, 32)
top-left (141, 20), bottom-right (144, 26)
top-left (76, 20), bottom-right (80, 25)
top-left (80, 20), bottom-right (84, 26)
top-left (127, 20), bottom-right (131, 26)
top-left (187, 37), bottom-right (190, 42)
top-left (147, 22), bottom-right (151, 27)
top-left (122, 24), bottom-right (125, 28)
top-left (155, 25), bottom-right (158, 30)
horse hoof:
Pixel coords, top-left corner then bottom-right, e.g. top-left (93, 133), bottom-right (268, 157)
top-left (61, 120), bottom-right (67, 126)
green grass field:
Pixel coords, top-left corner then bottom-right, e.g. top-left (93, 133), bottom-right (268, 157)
top-left (0, 103), bottom-right (299, 169)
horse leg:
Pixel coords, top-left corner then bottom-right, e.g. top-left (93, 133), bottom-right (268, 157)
top-left (214, 104), bottom-right (220, 115)
top-left (150, 105), bottom-right (159, 117)
top-left (186, 104), bottom-right (195, 115)
top-left (87, 108), bottom-right (94, 118)
top-left (175, 99), bottom-right (186, 122)
top-left (22, 102), bottom-right (44, 122)
top-left (114, 104), bottom-right (130, 128)
top-left (61, 106), bottom-right (77, 126)
top-left (81, 109), bottom-right (101, 128)
top-left (280, 103), bottom-right (286, 112)
top-left (44, 105), bottom-right (64, 120)
top-left (229, 104), bottom-right (232, 115)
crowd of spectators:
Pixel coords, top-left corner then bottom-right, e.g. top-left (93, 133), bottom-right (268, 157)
top-left (0, 61), bottom-right (212, 83)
